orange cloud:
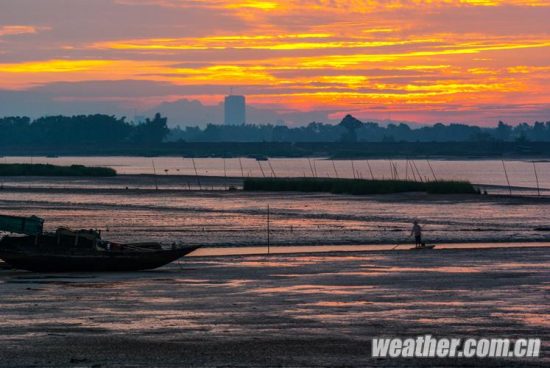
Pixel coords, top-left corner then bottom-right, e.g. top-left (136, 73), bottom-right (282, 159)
top-left (117, 0), bottom-right (548, 10)
top-left (0, 60), bottom-right (175, 88)
top-left (1, 0), bottom-right (549, 123)
top-left (0, 25), bottom-right (43, 37)
top-left (93, 35), bottom-right (438, 51)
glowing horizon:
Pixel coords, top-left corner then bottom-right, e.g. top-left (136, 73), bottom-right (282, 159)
top-left (0, 0), bottom-right (549, 125)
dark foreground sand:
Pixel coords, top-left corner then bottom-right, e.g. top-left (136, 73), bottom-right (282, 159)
top-left (0, 246), bottom-right (548, 367)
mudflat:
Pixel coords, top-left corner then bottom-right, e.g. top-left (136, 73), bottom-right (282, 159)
top-left (1, 176), bottom-right (550, 246)
top-left (0, 247), bottom-right (548, 367)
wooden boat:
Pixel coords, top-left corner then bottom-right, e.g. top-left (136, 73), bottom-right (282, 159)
top-left (0, 215), bottom-right (200, 272)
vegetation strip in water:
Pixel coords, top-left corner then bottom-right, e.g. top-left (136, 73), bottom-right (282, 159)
top-left (244, 178), bottom-right (478, 195)
top-left (0, 164), bottom-right (117, 177)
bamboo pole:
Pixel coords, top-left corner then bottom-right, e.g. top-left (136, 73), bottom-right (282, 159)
top-left (426, 160), bottom-right (438, 182)
top-left (223, 158), bottom-right (228, 190)
top-left (257, 160), bottom-right (266, 178)
top-left (267, 160), bottom-right (277, 178)
top-left (312, 159), bottom-right (318, 178)
top-left (392, 161), bottom-right (399, 180)
top-left (307, 158), bottom-right (316, 178)
top-left (351, 160), bottom-right (357, 179)
top-left (151, 159), bottom-right (159, 191)
top-left (395, 163), bottom-right (399, 180)
top-left (533, 161), bottom-right (541, 197)
top-left (239, 158), bottom-right (245, 178)
top-left (267, 204), bottom-right (270, 255)
top-left (191, 158), bottom-right (202, 190)
top-left (182, 157), bottom-right (191, 189)
top-left (409, 160), bottom-right (418, 182)
top-left (366, 160), bottom-right (374, 180)
top-left (412, 160), bottom-right (424, 182)
top-left (501, 160), bottom-right (512, 196)
top-left (332, 160), bottom-right (339, 178)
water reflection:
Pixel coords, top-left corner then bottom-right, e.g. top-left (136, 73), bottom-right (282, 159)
top-left (3, 156), bottom-right (549, 191)
top-left (0, 247), bottom-right (546, 345)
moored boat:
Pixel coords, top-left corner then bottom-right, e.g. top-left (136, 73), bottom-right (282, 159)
top-left (0, 215), bottom-right (200, 272)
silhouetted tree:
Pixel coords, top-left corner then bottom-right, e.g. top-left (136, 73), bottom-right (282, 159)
top-left (131, 113), bottom-right (169, 145)
top-left (495, 121), bottom-right (512, 141)
top-left (338, 114), bottom-right (363, 142)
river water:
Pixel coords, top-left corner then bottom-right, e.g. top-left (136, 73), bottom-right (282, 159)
top-left (2, 156), bottom-right (549, 191)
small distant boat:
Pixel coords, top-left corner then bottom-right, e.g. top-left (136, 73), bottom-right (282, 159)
top-left (0, 215), bottom-right (200, 272)
top-left (254, 155), bottom-right (269, 161)
top-left (410, 244), bottom-right (436, 250)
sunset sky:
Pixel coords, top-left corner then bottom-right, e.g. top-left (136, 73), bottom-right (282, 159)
top-left (0, 0), bottom-right (549, 125)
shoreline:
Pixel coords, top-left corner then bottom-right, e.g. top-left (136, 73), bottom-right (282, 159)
top-left (3, 144), bottom-right (550, 159)
top-left (0, 173), bottom-right (548, 194)
top-left (3, 154), bottom-right (550, 160)
top-left (0, 182), bottom-right (548, 200)
top-left (1, 242), bottom-right (549, 266)
top-left (187, 240), bottom-right (550, 252)
top-left (190, 242), bottom-right (550, 257)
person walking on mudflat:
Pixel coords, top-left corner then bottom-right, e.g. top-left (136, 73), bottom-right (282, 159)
top-left (410, 220), bottom-right (422, 248)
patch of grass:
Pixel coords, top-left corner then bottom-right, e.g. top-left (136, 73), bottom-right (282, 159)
top-left (0, 163), bottom-right (116, 177)
top-left (243, 177), bottom-right (478, 195)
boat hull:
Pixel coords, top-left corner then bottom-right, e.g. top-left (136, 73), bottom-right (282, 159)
top-left (0, 245), bottom-right (201, 272)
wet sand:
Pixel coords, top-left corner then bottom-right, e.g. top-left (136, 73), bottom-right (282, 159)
top-left (0, 247), bottom-right (548, 367)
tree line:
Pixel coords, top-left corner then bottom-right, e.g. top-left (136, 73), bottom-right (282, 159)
top-left (1, 113), bottom-right (550, 149)
top-left (0, 113), bottom-right (169, 147)
top-left (169, 116), bottom-right (550, 143)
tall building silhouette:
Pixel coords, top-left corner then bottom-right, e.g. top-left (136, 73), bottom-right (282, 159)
top-left (224, 95), bottom-right (246, 125)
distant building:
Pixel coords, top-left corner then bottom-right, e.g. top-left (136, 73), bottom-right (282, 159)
top-left (224, 95), bottom-right (246, 125)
